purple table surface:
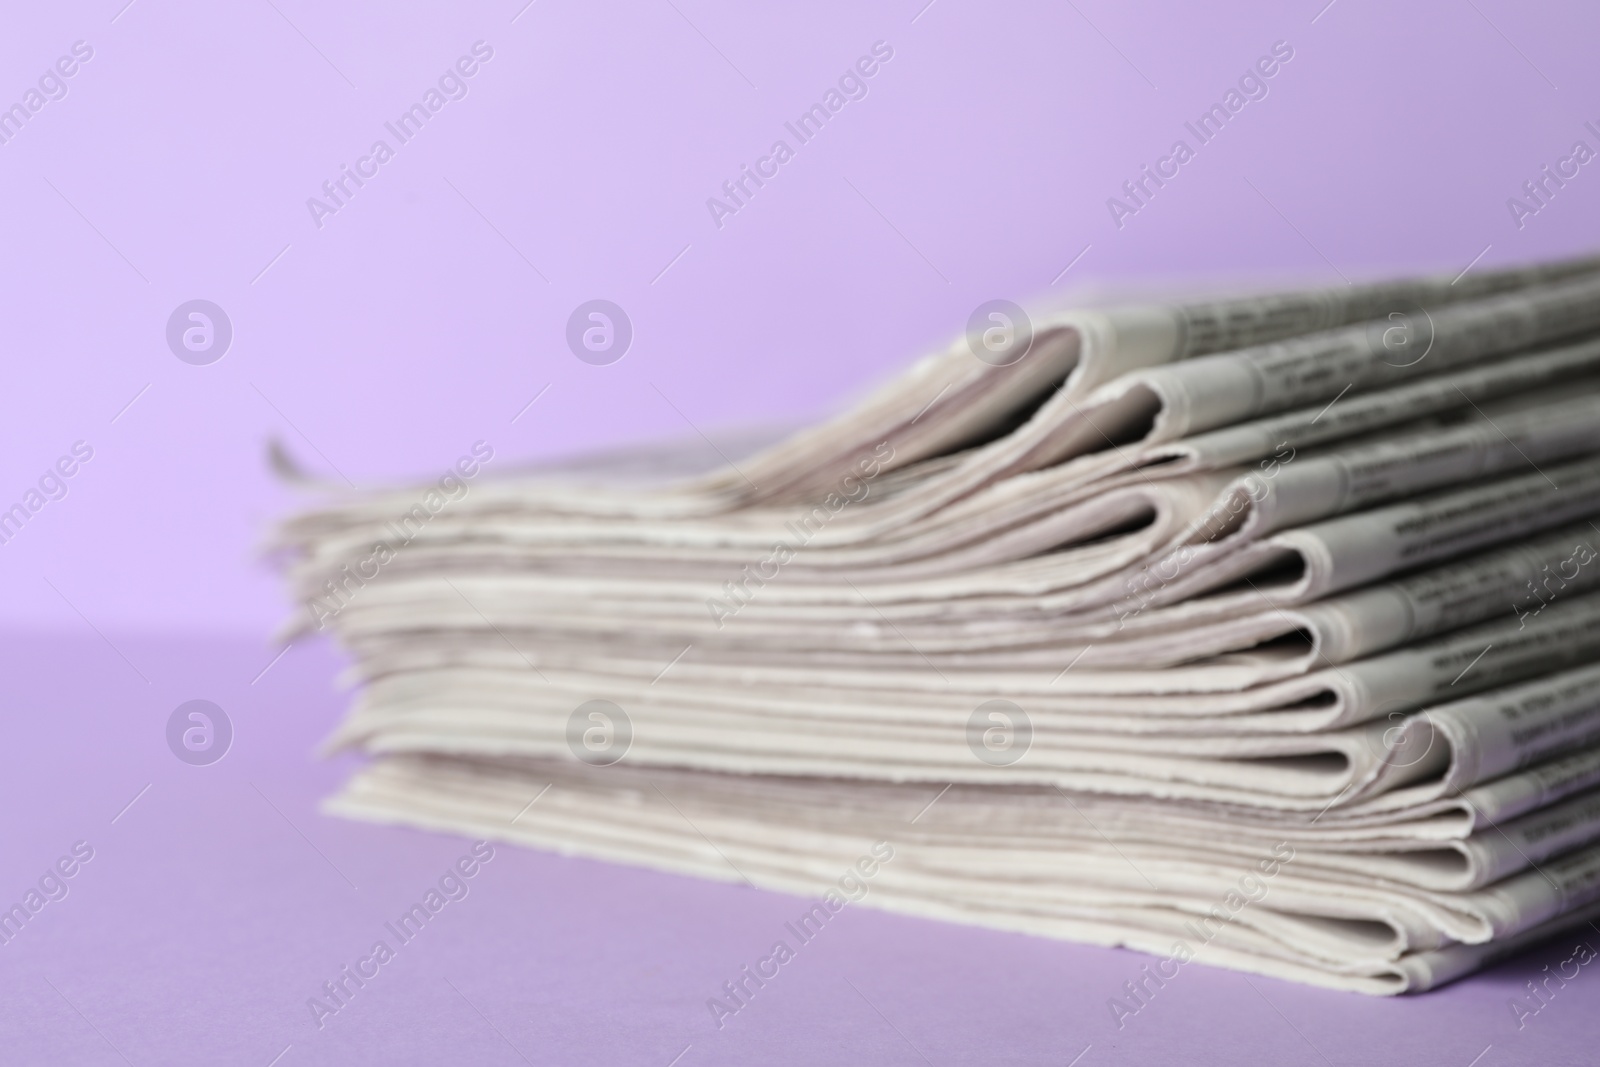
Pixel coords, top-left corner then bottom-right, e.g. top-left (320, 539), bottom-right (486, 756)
top-left (0, 631), bottom-right (1594, 1066)
top-left (5, 0), bottom-right (1600, 1062)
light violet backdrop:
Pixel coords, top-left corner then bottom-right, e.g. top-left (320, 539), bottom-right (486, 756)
top-left (3, 1), bottom-right (1599, 1064)
top-left (3, 0), bottom-right (1597, 637)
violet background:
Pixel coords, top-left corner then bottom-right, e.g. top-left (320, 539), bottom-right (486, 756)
top-left (2, 0), bottom-right (1598, 1063)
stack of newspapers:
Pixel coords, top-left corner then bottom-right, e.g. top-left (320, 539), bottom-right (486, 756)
top-left (279, 252), bottom-right (1600, 994)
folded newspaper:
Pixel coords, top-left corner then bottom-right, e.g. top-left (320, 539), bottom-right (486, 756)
top-left (276, 251), bottom-right (1600, 996)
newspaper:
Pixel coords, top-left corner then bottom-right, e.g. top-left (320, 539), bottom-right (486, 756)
top-left (272, 258), bottom-right (1600, 564)
top-left (328, 753), bottom-right (1600, 994)
top-left (277, 253), bottom-right (1600, 996)
top-left (822, 268), bottom-right (1600, 532)
top-left (316, 593), bottom-right (1600, 827)
top-left (699, 252), bottom-right (1600, 507)
top-left (1147, 335), bottom-right (1600, 474)
top-left (1075, 270), bottom-right (1600, 457)
top-left (1091, 451), bottom-right (1600, 614)
top-left (477, 513), bottom-right (1592, 675)
top-left (287, 408), bottom-right (1600, 674)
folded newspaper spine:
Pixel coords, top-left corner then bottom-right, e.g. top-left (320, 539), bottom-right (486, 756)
top-left (276, 251), bottom-right (1600, 996)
